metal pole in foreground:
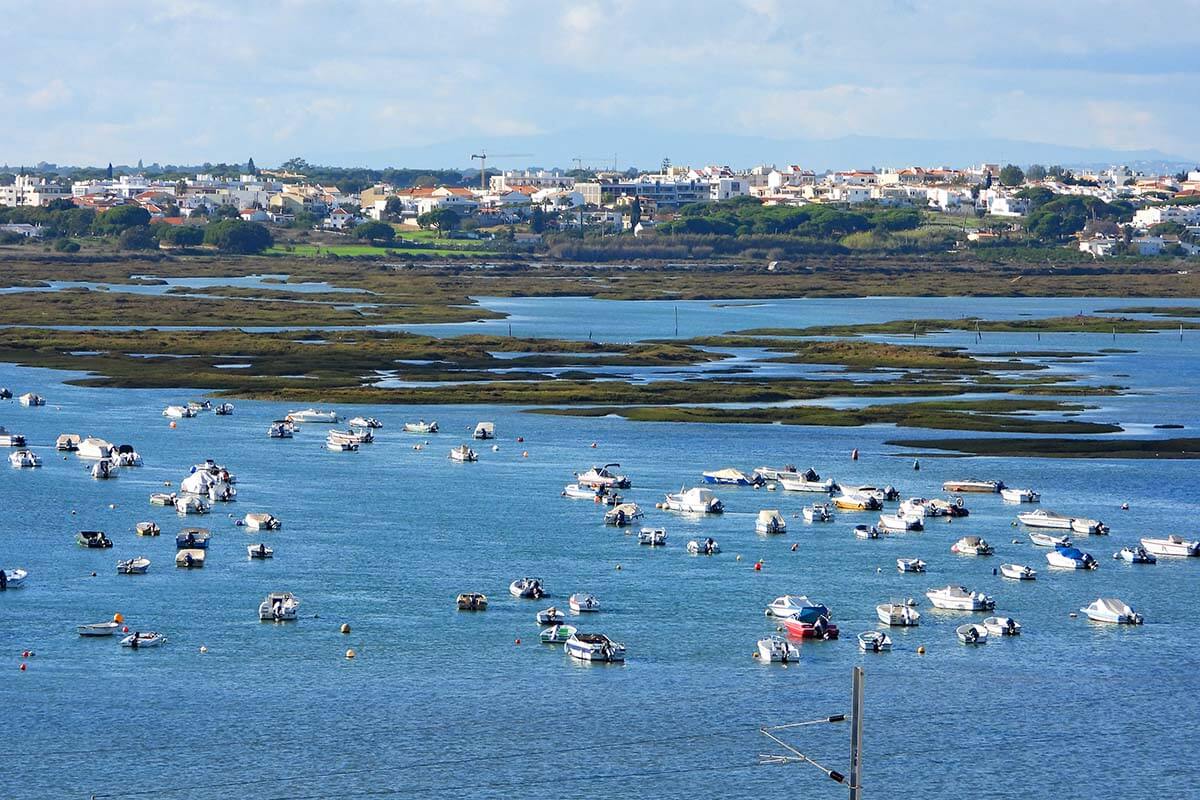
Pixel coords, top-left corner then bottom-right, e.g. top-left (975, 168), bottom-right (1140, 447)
top-left (848, 666), bottom-right (864, 800)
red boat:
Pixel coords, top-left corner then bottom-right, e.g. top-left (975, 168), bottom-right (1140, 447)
top-left (782, 615), bottom-right (839, 640)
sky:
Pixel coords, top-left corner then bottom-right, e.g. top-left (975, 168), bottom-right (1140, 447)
top-left (2, 0), bottom-right (1198, 169)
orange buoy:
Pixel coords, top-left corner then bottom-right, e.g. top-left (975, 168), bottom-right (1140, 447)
top-left (754, 560), bottom-right (763, 571)
top-left (169, 421), bottom-right (176, 429)
top-left (113, 613), bottom-right (124, 623)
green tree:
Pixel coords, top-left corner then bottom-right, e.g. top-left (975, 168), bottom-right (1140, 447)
top-left (629, 198), bottom-right (642, 229)
top-left (94, 205), bottom-right (151, 234)
top-left (998, 164), bottom-right (1025, 187)
top-left (53, 238), bottom-right (80, 253)
top-left (1025, 164), bottom-right (1047, 181)
top-left (529, 205), bottom-right (546, 234)
top-left (383, 196), bottom-right (404, 220)
top-left (416, 207), bottom-right (460, 235)
top-left (118, 226), bottom-right (159, 250)
top-left (155, 224), bottom-right (204, 247)
top-left (353, 220), bottom-right (395, 244)
top-left (212, 204), bottom-right (240, 220)
top-left (203, 219), bottom-right (273, 253)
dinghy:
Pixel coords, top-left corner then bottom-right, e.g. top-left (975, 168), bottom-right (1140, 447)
top-left (121, 631), bottom-right (166, 648)
top-left (539, 624), bottom-right (577, 645)
top-left (258, 592), bottom-right (300, 621)
top-left (116, 556), bottom-right (150, 575)
top-left (957, 623), bottom-right (988, 645)
top-left (247, 543), bottom-right (274, 559)
top-left (999, 563), bottom-right (1036, 580)
top-left (757, 636), bottom-right (800, 663)
top-left (858, 631), bottom-right (892, 652)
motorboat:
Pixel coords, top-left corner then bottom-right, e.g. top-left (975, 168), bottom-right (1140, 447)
top-left (9, 449), bottom-right (40, 468)
top-left (117, 556), bottom-right (150, 575)
top-left (984, 616), bottom-right (1022, 636)
top-left (0, 388), bottom-right (9, 399)
top-left (258, 592), bottom-right (300, 621)
top-left (510, 577), bottom-right (545, 599)
top-left (569, 593), bottom-right (600, 613)
top-left (0, 427), bottom-right (26, 448)
top-left (175, 495), bottom-right (211, 515)
top-left (778, 470), bottom-right (836, 493)
top-left (896, 558), bottom-right (926, 573)
top-left (1046, 545), bottom-right (1098, 570)
top-left (637, 528), bottom-right (667, 546)
top-left (214, 403), bottom-right (234, 415)
top-left (1116, 546), bottom-right (1156, 564)
top-left (175, 549), bottom-right (206, 568)
top-left (175, 527), bottom-right (211, 549)
top-left (1070, 517), bottom-right (1109, 535)
top-left (942, 479), bottom-right (1004, 493)
top-left (563, 483), bottom-right (605, 500)
top-left (248, 543), bottom-right (274, 559)
top-left (879, 513), bottom-right (923, 532)
top-left (121, 632), bottom-right (166, 648)
top-left (244, 513), bottom-right (281, 531)
top-left (536, 607), bottom-right (565, 625)
top-left (664, 487), bottom-right (723, 514)
top-left (1001, 488), bottom-right (1040, 503)
top-left (162, 405), bottom-right (194, 419)
top-left (757, 636), bottom-right (800, 663)
top-left (756, 509), bottom-right (788, 533)
top-left (1018, 509), bottom-right (1073, 530)
top-left (950, 536), bottom-right (994, 556)
top-left (18, 392), bottom-right (46, 407)
top-left (855, 524), bottom-right (883, 540)
top-left (1140, 535), bottom-right (1200, 558)
top-left (449, 444), bottom-right (478, 462)
top-left (927, 498), bottom-right (970, 518)
top-left (899, 498), bottom-right (943, 518)
top-left (858, 631), bottom-right (892, 652)
top-left (687, 538), bottom-right (720, 555)
top-left (576, 463), bottom-right (631, 489)
top-left (876, 603), bottom-right (920, 626)
top-left (56, 433), bottom-right (81, 451)
top-left (1080, 597), bottom-right (1143, 624)
top-left (753, 464), bottom-right (801, 482)
top-left (187, 400), bottom-right (212, 413)
top-left (781, 614), bottom-right (839, 640)
top-left (0, 568), bottom-right (28, 590)
top-left (77, 437), bottom-right (114, 460)
top-left (267, 421), bottom-right (294, 439)
top-left (540, 624), bottom-right (577, 645)
top-left (114, 445), bottom-right (142, 467)
top-left (76, 530), bottom-right (113, 549)
top-left (765, 595), bottom-right (830, 622)
top-left (1029, 531), bottom-right (1071, 548)
top-left (91, 458), bottom-right (116, 479)
top-left (287, 409), bottom-right (338, 424)
top-left (149, 492), bottom-right (177, 507)
top-left (564, 632), bottom-right (625, 662)
top-left (832, 492), bottom-right (881, 512)
top-left (850, 484), bottom-right (900, 502)
top-left (801, 504), bottom-right (833, 524)
top-left (350, 416), bottom-right (384, 429)
top-left (957, 623), bottom-right (988, 645)
top-left (77, 622), bottom-right (120, 637)
top-left (925, 585), bottom-right (994, 611)
top-left (403, 419), bottom-right (438, 434)
top-left (134, 521), bottom-right (161, 537)
top-left (326, 438), bottom-right (359, 452)
top-left (702, 468), bottom-right (763, 487)
top-left (603, 502), bottom-right (644, 526)
top-left (472, 421), bottom-right (495, 440)
top-left (456, 592), bottom-right (488, 611)
top-left (329, 428), bottom-right (373, 445)
top-left (999, 563), bottom-right (1037, 580)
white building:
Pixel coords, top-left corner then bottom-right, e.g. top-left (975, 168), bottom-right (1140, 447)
top-left (0, 174), bottom-right (72, 206)
top-left (489, 170), bottom-right (574, 192)
top-left (1132, 205), bottom-right (1200, 229)
top-left (710, 177), bottom-right (749, 201)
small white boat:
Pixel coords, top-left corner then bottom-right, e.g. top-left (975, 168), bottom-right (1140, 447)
top-left (8, 449), bottom-right (40, 468)
top-left (984, 616), bottom-right (1022, 636)
top-left (149, 492), bottom-right (177, 507)
top-left (187, 400), bottom-right (212, 413)
top-left (777, 469), bottom-right (835, 493)
top-left (175, 527), bottom-right (210, 549)
top-left (329, 428), bottom-right (373, 445)
top-left (855, 524), bottom-right (883, 540)
top-left (116, 556), bottom-right (150, 575)
top-left (77, 437), bottom-right (113, 460)
top-left (1140, 535), bottom-right (1200, 558)
top-left (248, 543), bottom-right (274, 559)
top-left (77, 621), bottom-right (120, 637)
top-left (472, 421), bottom-right (495, 440)
top-left (403, 419), bottom-right (438, 434)
top-left (77, 530), bottom-right (113, 548)
top-left (536, 607), bottom-right (565, 626)
top-left (91, 458), bottom-right (116, 479)
top-left (765, 595), bottom-right (830, 622)
top-left (244, 513), bottom-right (281, 531)
top-left (575, 463), bottom-right (632, 489)
top-left (687, 538), bottom-right (720, 555)
top-left (1018, 509), bottom-right (1074, 530)
top-left (1070, 517), bottom-right (1109, 535)
top-left (563, 483), bottom-right (603, 500)
top-left (957, 623), bottom-right (988, 645)
top-left (753, 465), bottom-right (800, 482)
top-left (121, 631), bottom-right (166, 648)
top-left (569, 593), bottom-right (600, 613)
top-left (942, 479), bottom-right (1004, 493)
top-left (756, 509), bottom-right (788, 533)
top-left (510, 577), bottom-right (545, 599)
top-left (1081, 597), bottom-right (1143, 624)
top-left (876, 603), bottom-right (920, 626)
top-left (637, 528), bottom-right (667, 546)
top-left (925, 585), bottom-right (994, 611)
top-left (162, 405), bottom-right (194, 419)
top-left (702, 467), bottom-right (762, 487)
top-left (757, 636), bottom-right (800, 663)
top-left (0, 427), bottom-right (27, 447)
top-left (134, 521), bottom-right (161, 537)
top-left (350, 416), bottom-right (384, 429)
top-left (449, 444), bottom-right (478, 462)
top-left (896, 557), bottom-right (926, 573)
top-left (1001, 488), bottom-right (1040, 503)
top-left (114, 445), bottom-right (142, 467)
top-left (1046, 545), bottom-right (1099, 570)
top-left (1116, 546), bottom-right (1156, 564)
top-left (18, 392), bottom-right (46, 407)
top-left (1, 568), bottom-right (28, 589)
top-left (849, 484), bottom-right (900, 502)
top-left (214, 403), bottom-right (234, 415)
top-left (999, 563), bottom-right (1036, 580)
top-left (801, 504), bottom-right (833, 524)
top-left (603, 502), bottom-right (644, 526)
top-left (664, 487), bottom-right (723, 514)
top-left (174, 495), bottom-right (211, 515)
top-left (258, 592), bottom-right (300, 621)
top-left (287, 409), bottom-right (338, 424)
top-left (564, 632), bottom-right (625, 662)
top-left (175, 549), bottom-right (205, 568)
top-left (456, 592), bottom-right (488, 611)
top-left (950, 536), bottom-right (994, 556)
top-left (899, 497), bottom-right (941, 518)
top-left (879, 513), bottom-right (923, 532)
top-left (832, 492), bottom-right (881, 511)
top-left (267, 421), bottom-right (294, 439)
top-left (326, 438), bottom-right (359, 452)
top-left (858, 631), bottom-right (892, 652)
top-left (56, 433), bottom-right (81, 451)
top-left (539, 624), bottom-right (577, 645)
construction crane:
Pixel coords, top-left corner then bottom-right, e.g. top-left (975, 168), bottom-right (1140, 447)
top-left (470, 151), bottom-right (532, 191)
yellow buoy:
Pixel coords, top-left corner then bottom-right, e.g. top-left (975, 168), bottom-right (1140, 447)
top-left (917, 645), bottom-right (926, 655)
top-left (113, 612), bottom-right (124, 623)
top-left (345, 649), bottom-right (356, 659)
top-left (340, 623), bottom-right (351, 634)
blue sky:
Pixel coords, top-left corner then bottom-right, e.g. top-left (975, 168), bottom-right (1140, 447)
top-left (2, 0), bottom-right (1197, 168)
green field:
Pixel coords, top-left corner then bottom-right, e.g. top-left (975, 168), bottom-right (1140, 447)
top-left (267, 241), bottom-right (498, 258)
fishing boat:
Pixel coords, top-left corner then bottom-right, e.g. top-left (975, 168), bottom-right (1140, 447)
top-left (162, 405), bottom-right (194, 419)
top-left (942, 479), bottom-right (1004, 493)
top-left (801, 504), bottom-right (833, 524)
top-left (687, 538), bottom-right (720, 555)
top-left (778, 469), bottom-right (836, 493)
top-left (510, 577), bottom-right (545, 599)
top-left (449, 444), bottom-right (478, 462)
top-left (326, 438), bottom-right (359, 452)
top-left (603, 502), bottom-right (644, 526)
top-left (149, 492), bottom-right (177, 507)
top-left (248, 543), bottom-right (274, 559)
top-left (1139, 535), bottom-right (1200, 558)
top-left (77, 437), bottom-right (114, 460)
top-left (19, 392), bottom-right (46, 407)
top-left (876, 603), bottom-right (920, 626)
top-left (950, 536), bottom-right (994, 556)
top-left (957, 624), bottom-right (988, 645)
top-left (121, 632), bottom-right (166, 648)
top-left (91, 458), bottom-right (116, 479)
top-left (1001, 488), bottom-right (1040, 503)
top-left (472, 421), bottom-right (495, 440)
top-left (175, 549), bottom-right (206, 568)
top-left (55, 433), bottom-right (81, 451)
top-left (832, 492), bottom-right (882, 512)
top-left (244, 513), bottom-right (281, 531)
top-left (267, 421), bottom-right (294, 439)
top-left (456, 592), bottom-right (487, 611)
top-left (757, 636), bottom-right (800, 663)
top-left (114, 445), bottom-right (143, 467)
top-left (403, 419), bottom-right (438, 434)
top-left (984, 616), bottom-right (1022, 636)
top-left (287, 409), bottom-right (338, 424)
top-left (329, 428), bottom-right (373, 445)
top-left (77, 622), bottom-right (120, 637)
top-left (702, 468), bottom-right (763, 487)
top-left (765, 595), bottom-right (830, 622)
top-left (576, 463), bottom-right (631, 489)
top-left (175, 528), bottom-right (210, 549)
top-left (896, 558), bottom-right (926, 573)
top-left (8, 449), bottom-right (40, 468)
top-left (781, 614), bottom-right (839, 640)
top-left (1116, 546), bottom-right (1156, 564)
top-left (999, 563), bottom-right (1037, 580)
top-left (0, 427), bottom-right (26, 448)
top-left (0, 568), bottom-right (28, 590)
top-left (536, 607), bottom-right (565, 625)
top-left (1081, 597), bottom-right (1143, 624)
top-left (1017, 509), bottom-right (1074, 530)
top-left (174, 495), bottom-right (211, 515)
top-left (569, 593), bottom-right (600, 613)
top-left (1046, 545), bottom-right (1098, 570)
top-left (350, 416), bottom-right (384, 429)
top-left (858, 631), bottom-right (892, 652)
top-left (664, 487), bottom-right (723, 514)
top-left (756, 509), bottom-right (787, 533)
top-left (539, 624), bottom-right (577, 645)
top-left (1029, 531), bottom-right (1071, 548)
top-left (637, 528), bottom-right (667, 546)
top-left (564, 632), bottom-right (625, 662)
top-left (258, 592), bottom-right (300, 621)
top-left (879, 513), bottom-right (923, 532)
top-left (855, 524), bottom-right (883, 540)
top-left (214, 403), bottom-right (234, 415)
top-left (76, 530), bottom-right (113, 549)
top-left (925, 585), bottom-right (994, 611)
top-left (116, 556), bottom-right (150, 575)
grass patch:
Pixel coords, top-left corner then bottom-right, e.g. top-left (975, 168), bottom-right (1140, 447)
top-left (887, 437), bottom-right (1200, 459)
